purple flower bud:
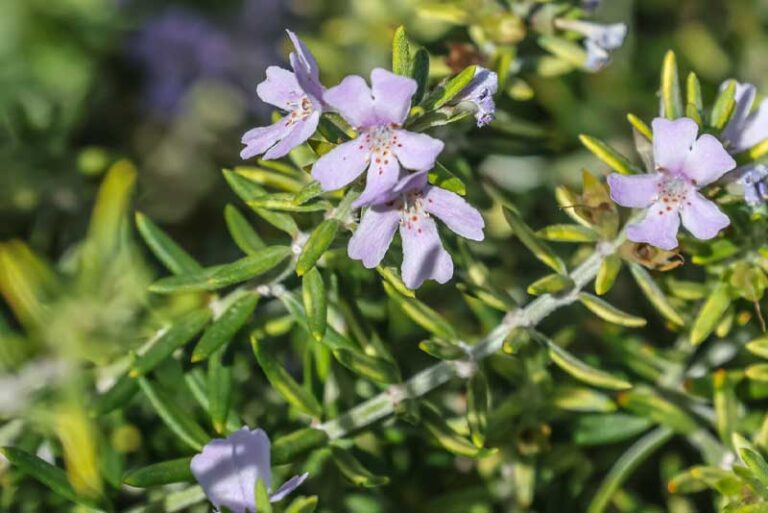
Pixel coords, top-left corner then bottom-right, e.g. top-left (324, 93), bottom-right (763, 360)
top-left (451, 66), bottom-right (498, 127)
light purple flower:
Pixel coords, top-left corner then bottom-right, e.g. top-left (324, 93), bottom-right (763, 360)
top-left (555, 18), bottom-right (627, 72)
top-left (348, 172), bottom-right (484, 289)
top-left (312, 68), bottom-right (445, 207)
top-left (742, 165), bottom-right (768, 205)
top-left (607, 118), bottom-right (736, 250)
top-left (190, 428), bottom-right (308, 513)
top-left (241, 31), bottom-right (325, 161)
top-left (451, 66), bottom-right (498, 127)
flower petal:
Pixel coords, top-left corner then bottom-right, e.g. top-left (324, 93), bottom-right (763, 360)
top-left (738, 98), bottom-right (768, 152)
top-left (241, 118), bottom-right (292, 160)
top-left (353, 156), bottom-right (401, 207)
top-left (607, 173), bottom-right (661, 208)
top-left (626, 203), bottom-right (681, 251)
top-left (454, 67), bottom-right (498, 127)
top-left (682, 134), bottom-right (736, 186)
top-left (286, 30), bottom-right (319, 79)
top-left (371, 68), bottom-right (417, 126)
top-left (367, 171), bottom-right (429, 206)
top-left (348, 205), bottom-right (400, 268)
top-left (190, 428), bottom-right (272, 513)
top-left (256, 66), bottom-right (303, 111)
top-left (722, 82), bottom-right (756, 150)
top-left (680, 191), bottom-right (730, 240)
top-left (392, 129), bottom-right (444, 172)
top-left (311, 137), bottom-right (371, 191)
top-left (323, 75), bottom-right (377, 128)
top-left (741, 165), bottom-right (768, 205)
top-left (263, 111), bottom-right (320, 160)
top-left (270, 473), bottom-right (309, 503)
top-left (400, 214), bottom-right (454, 289)
top-left (584, 39), bottom-right (610, 72)
top-left (652, 117), bottom-right (698, 174)
top-left (423, 186), bottom-right (485, 241)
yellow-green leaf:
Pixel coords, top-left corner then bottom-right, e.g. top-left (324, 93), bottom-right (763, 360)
top-left (578, 293), bottom-right (647, 328)
top-left (661, 50), bottom-right (682, 119)
top-left (503, 205), bottom-right (566, 274)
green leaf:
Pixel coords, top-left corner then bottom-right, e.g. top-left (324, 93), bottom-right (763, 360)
top-left (223, 170), bottom-right (300, 237)
top-left (302, 267), bottom-right (327, 342)
top-left (418, 338), bottom-right (466, 360)
top-left (618, 388), bottom-right (698, 433)
top-left (595, 254), bottom-right (622, 296)
top-left (713, 370), bottom-right (737, 444)
top-left (137, 377), bottom-right (209, 450)
top-left (271, 428), bottom-right (329, 465)
top-left (333, 348), bottom-right (402, 384)
top-left (330, 445), bottom-right (390, 487)
top-left (467, 372), bottom-right (489, 448)
top-left (627, 113), bottom-right (652, 141)
top-left (661, 50), bottom-right (683, 119)
top-left (578, 293), bottom-right (647, 328)
top-left (421, 65), bottom-right (477, 111)
top-left (383, 281), bottom-right (457, 340)
top-left (251, 335), bottom-right (323, 417)
top-left (746, 364), bottom-right (768, 382)
top-left (376, 266), bottom-right (415, 298)
top-left (735, 138), bottom-right (768, 167)
top-left (131, 309), bottom-right (212, 377)
top-left (421, 402), bottom-right (495, 458)
top-left (255, 479), bottom-right (273, 513)
top-left (579, 134), bottom-right (640, 175)
top-left (208, 346), bottom-right (233, 435)
top-left (740, 448), bottom-right (768, 489)
top-left (428, 162), bottom-right (466, 196)
top-left (628, 263), bottom-right (685, 326)
top-left (412, 48), bottom-right (430, 103)
top-left (285, 496), bottom-right (319, 513)
top-left (149, 246), bottom-right (291, 294)
top-left (544, 336), bottom-right (632, 390)
top-left (246, 195), bottom-right (331, 213)
top-left (136, 212), bottom-right (202, 275)
top-left (93, 374), bottom-right (140, 415)
top-left (1, 447), bottom-right (101, 508)
top-left (503, 205), bottom-right (566, 274)
top-left (527, 273), bottom-right (574, 296)
top-left (293, 181), bottom-right (326, 205)
top-left (690, 282), bottom-right (731, 345)
top-left (192, 293), bottom-right (259, 363)
top-left (297, 219), bottom-right (339, 276)
top-left (224, 204), bottom-right (265, 255)
top-left (746, 336), bottom-right (768, 359)
top-left (123, 458), bottom-right (194, 487)
top-left (538, 35), bottom-right (587, 67)
top-left (710, 79), bottom-right (737, 130)
top-left (392, 25), bottom-right (412, 76)
top-left (573, 414), bottom-right (652, 446)
top-left (536, 224), bottom-right (600, 243)
top-left (685, 72), bottom-right (703, 125)
top-left (553, 386), bottom-right (616, 413)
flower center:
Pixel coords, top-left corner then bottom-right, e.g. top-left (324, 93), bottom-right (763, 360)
top-left (362, 126), bottom-right (402, 175)
top-left (655, 174), bottom-right (693, 214)
top-left (286, 96), bottom-right (314, 126)
top-left (397, 190), bottom-right (429, 234)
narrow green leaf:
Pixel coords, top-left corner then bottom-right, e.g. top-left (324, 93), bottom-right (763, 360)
top-left (123, 458), bottom-right (194, 487)
top-left (418, 338), bottom-right (466, 360)
top-left (383, 281), bottom-right (457, 340)
top-left (333, 348), bottom-right (401, 384)
top-left (735, 138), bottom-right (768, 167)
top-left (330, 445), bottom-right (389, 487)
top-left (538, 35), bottom-right (587, 67)
top-left (578, 293), bottom-right (647, 328)
top-left (376, 266), bottom-right (415, 298)
top-left (713, 370), bottom-right (737, 445)
top-left (618, 389), bottom-right (698, 433)
top-left (392, 26), bottom-right (411, 76)
top-left (223, 170), bottom-right (300, 236)
top-left (746, 364), bottom-right (768, 382)
top-left (1, 447), bottom-right (101, 508)
top-left (136, 212), bottom-right (201, 275)
top-left (553, 386), bottom-right (616, 412)
top-left (421, 402), bottom-right (495, 458)
top-left (690, 282), bottom-right (731, 345)
top-left (628, 263), bottom-right (685, 326)
top-left (251, 335), bottom-right (323, 417)
top-left (428, 161), bottom-right (466, 196)
top-left (246, 196), bottom-right (331, 213)
top-left (579, 134), bottom-right (640, 175)
top-left (93, 374), bottom-right (140, 415)
top-left (740, 448), bottom-right (768, 489)
top-left (149, 246), bottom-right (291, 294)
top-left (192, 293), bottom-right (259, 363)
top-left (710, 79), bottom-right (737, 130)
top-left (661, 50), bottom-right (683, 119)
top-left (137, 377), bottom-right (209, 450)
top-left (467, 372), bottom-right (489, 448)
top-left (285, 496), bottom-right (319, 513)
top-left (503, 205), bottom-right (566, 274)
top-left (302, 267), bottom-right (327, 342)
top-left (545, 337), bottom-right (632, 390)
top-left (271, 428), bottom-right (329, 465)
top-left (297, 219), bottom-right (339, 276)
top-left (293, 181), bottom-right (325, 205)
top-left (208, 346), bottom-right (233, 435)
top-left (131, 309), bottom-right (212, 377)
top-left (224, 204), bottom-right (265, 255)
top-left (573, 414), bottom-right (652, 446)
top-left (746, 336), bottom-right (768, 359)
top-left (685, 72), bottom-right (703, 125)
top-left (627, 114), bottom-right (652, 141)
top-left (279, 293), bottom-right (357, 351)
top-left (595, 254), bottom-right (622, 296)
top-left (412, 48), bottom-right (430, 103)
top-left (421, 65), bottom-right (477, 111)
top-left (536, 224), bottom-right (599, 243)
top-left (527, 273), bottom-right (574, 296)
top-left (255, 479), bottom-right (273, 513)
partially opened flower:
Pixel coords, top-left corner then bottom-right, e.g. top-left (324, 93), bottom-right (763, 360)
top-left (312, 68), bottom-right (444, 207)
top-left (348, 172), bottom-right (484, 289)
top-left (191, 428), bottom-right (308, 513)
top-left (241, 30), bottom-right (325, 161)
top-left (450, 66), bottom-right (498, 127)
top-left (607, 117), bottom-right (736, 250)
top-left (554, 18), bottom-right (627, 72)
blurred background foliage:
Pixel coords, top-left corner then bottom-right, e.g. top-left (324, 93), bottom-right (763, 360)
top-left (1, 0), bottom-right (768, 512)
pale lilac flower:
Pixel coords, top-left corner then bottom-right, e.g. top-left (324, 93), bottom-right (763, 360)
top-left (607, 118), bottom-right (736, 250)
top-left (241, 31), bottom-right (325, 161)
top-left (348, 172), bottom-right (484, 289)
top-left (451, 66), bottom-right (498, 127)
top-left (312, 68), bottom-right (444, 207)
top-left (191, 428), bottom-right (308, 513)
top-left (742, 166), bottom-right (768, 205)
top-left (554, 19), bottom-right (627, 72)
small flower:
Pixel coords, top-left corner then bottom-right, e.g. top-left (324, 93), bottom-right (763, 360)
top-left (347, 172), bottom-right (484, 289)
top-left (191, 428), bottom-right (308, 513)
top-left (451, 66), bottom-right (498, 127)
top-left (312, 68), bottom-right (444, 207)
top-left (607, 117), bottom-right (736, 250)
top-left (742, 165), bottom-right (768, 206)
top-left (241, 30), bottom-right (325, 161)
top-left (555, 18), bottom-right (627, 72)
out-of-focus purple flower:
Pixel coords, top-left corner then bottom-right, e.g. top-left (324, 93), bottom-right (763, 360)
top-left (451, 66), bottom-right (498, 127)
top-left (555, 18), bottom-right (627, 72)
top-left (348, 172), bottom-right (484, 289)
top-left (581, 0), bottom-right (602, 12)
top-left (607, 118), bottom-right (735, 250)
top-left (742, 165), bottom-right (768, 205)
top-left (190, 428), bottom-right (308, 513)
top-left (241, 31), bottom-right (325, 161)
top-left (312, 68), bottom-right (444, 207)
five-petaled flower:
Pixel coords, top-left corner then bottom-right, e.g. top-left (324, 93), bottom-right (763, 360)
top-left (241, 30), bottom-right (325, 161)
top-left (312, 68), bottom-right (445, 207)
top-left (191, 427), bottom-right (308, 513)
top-left (348, 172), bottom-right (484, 289)
top-left (451, 66), bottom-right (498, 127)
top-left (607, 117), bottom-right (736, 250)
top-left (721, 81), bottom-right (768, 204)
